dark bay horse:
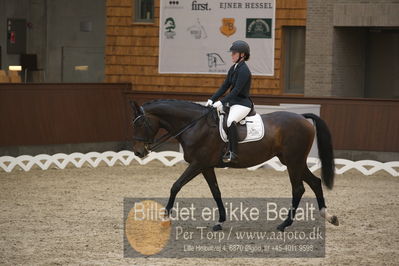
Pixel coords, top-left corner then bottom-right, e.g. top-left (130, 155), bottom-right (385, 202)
top-left (131, 99), bottom-right (339, 231)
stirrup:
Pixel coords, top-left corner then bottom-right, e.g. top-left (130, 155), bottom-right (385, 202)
top-left (222, 151), bottom-right (238, 163)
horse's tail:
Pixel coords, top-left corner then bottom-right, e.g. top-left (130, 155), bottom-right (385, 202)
top-left (302, 113), bottom-right (335, 190)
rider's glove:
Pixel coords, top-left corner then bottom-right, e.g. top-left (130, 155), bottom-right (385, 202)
top-left (212, 101), bottom-right (223, 111)
top-left (205, 99), bottom-right (213, 107)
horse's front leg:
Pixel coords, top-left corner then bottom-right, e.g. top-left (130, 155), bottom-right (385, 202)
top-left (202, 167), bottom-right (226, 231)
top-left (165, 163), bottom-right (203, 217)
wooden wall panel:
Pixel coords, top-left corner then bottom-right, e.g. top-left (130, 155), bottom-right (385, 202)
top-left (249, 96), bottom-right (399, 152)
top-left (0, 83), bottom-right (131, 146)
top-left (105, 0), bottom-right (307, 95)
top-left (1, 83), bottom-right (397, 153)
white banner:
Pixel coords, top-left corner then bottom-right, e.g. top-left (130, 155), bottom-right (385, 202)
top-left (159, 0), bottom-right (276, 76)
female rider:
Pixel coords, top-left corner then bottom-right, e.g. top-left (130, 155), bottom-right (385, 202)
top-left (205, 40), bottom-right (252, 163)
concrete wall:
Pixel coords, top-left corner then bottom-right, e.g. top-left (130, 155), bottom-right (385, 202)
top-left (27, 0), bottom-right (47, 75)
top-left (46, 0), bottom-right (105, 82)
top-left (0, 0), bottom-right (30, 68)
top-left (304, 0), bottom-right (334, 97)
top-left (333, 2), bottom-right (399, 27)
top-left (0, 0), bottom-right (105, 82)
top-left (305, 0), bottom-right (399, 98)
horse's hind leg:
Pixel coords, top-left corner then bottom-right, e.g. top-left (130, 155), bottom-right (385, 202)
top-left (302, 167), bottom-right (339, 226)
top-left (202, 167), bottom-right (226, 231)
top-left (277, 162), bottom-right (306, 232)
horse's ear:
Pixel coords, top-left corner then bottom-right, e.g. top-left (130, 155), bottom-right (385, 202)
top-left (129, 100), bottom-right (141, 117)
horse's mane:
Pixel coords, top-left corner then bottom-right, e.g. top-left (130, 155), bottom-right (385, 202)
top-left (142, 99), bottom-right (206, 111)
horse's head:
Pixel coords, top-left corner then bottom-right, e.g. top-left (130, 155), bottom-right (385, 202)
top-left (130, 101), bottom-right (160, 158)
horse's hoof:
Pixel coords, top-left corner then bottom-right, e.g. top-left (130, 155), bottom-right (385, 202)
top-left (330, 215), bottom-right (339, 226)
top-left (161, 219), bottom-right (171, 228)
top-left (213, 224), bottom-right (223, 231)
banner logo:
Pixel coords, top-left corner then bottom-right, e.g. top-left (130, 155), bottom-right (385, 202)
top-left (192, 0), bottom-right (211, 11)
top-left (207, 53), bottom-right (226, 72)
top-left (165, 0), bottom-right (183, 9)
top-left (219, 18), bottom-right (236, 37)
top-left (187, 18), bottom-right (207, 39)
top-left (246, 18), bottom-right (272, 38)
top-left (159, 0), bottom-right (276, 75)
top-left (164, 17), bottom-right (176, 39)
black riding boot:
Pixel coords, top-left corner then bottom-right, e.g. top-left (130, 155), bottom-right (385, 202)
top-left (223, 122), bottom-right (238, 163)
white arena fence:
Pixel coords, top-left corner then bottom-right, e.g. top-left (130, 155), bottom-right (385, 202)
top-left (0, 151), bottom-right (398, 176)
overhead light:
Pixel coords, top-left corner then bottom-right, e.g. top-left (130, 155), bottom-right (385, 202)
top-left (9, 65), bottom-right (22, 71)
top-left (74, 65), bottom-right (89, 71)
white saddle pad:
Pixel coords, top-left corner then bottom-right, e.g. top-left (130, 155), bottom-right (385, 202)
top-left (219, 113), bottom-right (265, 143)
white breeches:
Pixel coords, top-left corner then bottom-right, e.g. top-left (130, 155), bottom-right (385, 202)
top-left (227, 105), bottom-right (251, 127)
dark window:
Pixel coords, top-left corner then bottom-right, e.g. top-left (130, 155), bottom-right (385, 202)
top-left (365, 28), bottom-right (399, 98)
top-left (133, 0), bottom-right (154, 23)
top-left (283, 26), bottom-right (305, 94)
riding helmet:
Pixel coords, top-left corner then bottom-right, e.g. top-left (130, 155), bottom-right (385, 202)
top-left (229, 40), bottom-right (250, 60)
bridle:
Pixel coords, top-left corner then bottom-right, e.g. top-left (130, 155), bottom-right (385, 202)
top-left (132, 107), bottom-right (156, 144)
top-left (132, 106), bottom-right (211, 152)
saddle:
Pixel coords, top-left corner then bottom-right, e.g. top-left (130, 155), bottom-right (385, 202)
top-left (218, 104), bottom-right (265, 143)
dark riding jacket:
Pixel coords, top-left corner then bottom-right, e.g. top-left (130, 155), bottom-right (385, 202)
top-left (210, 61), bottom-right (252, 108)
